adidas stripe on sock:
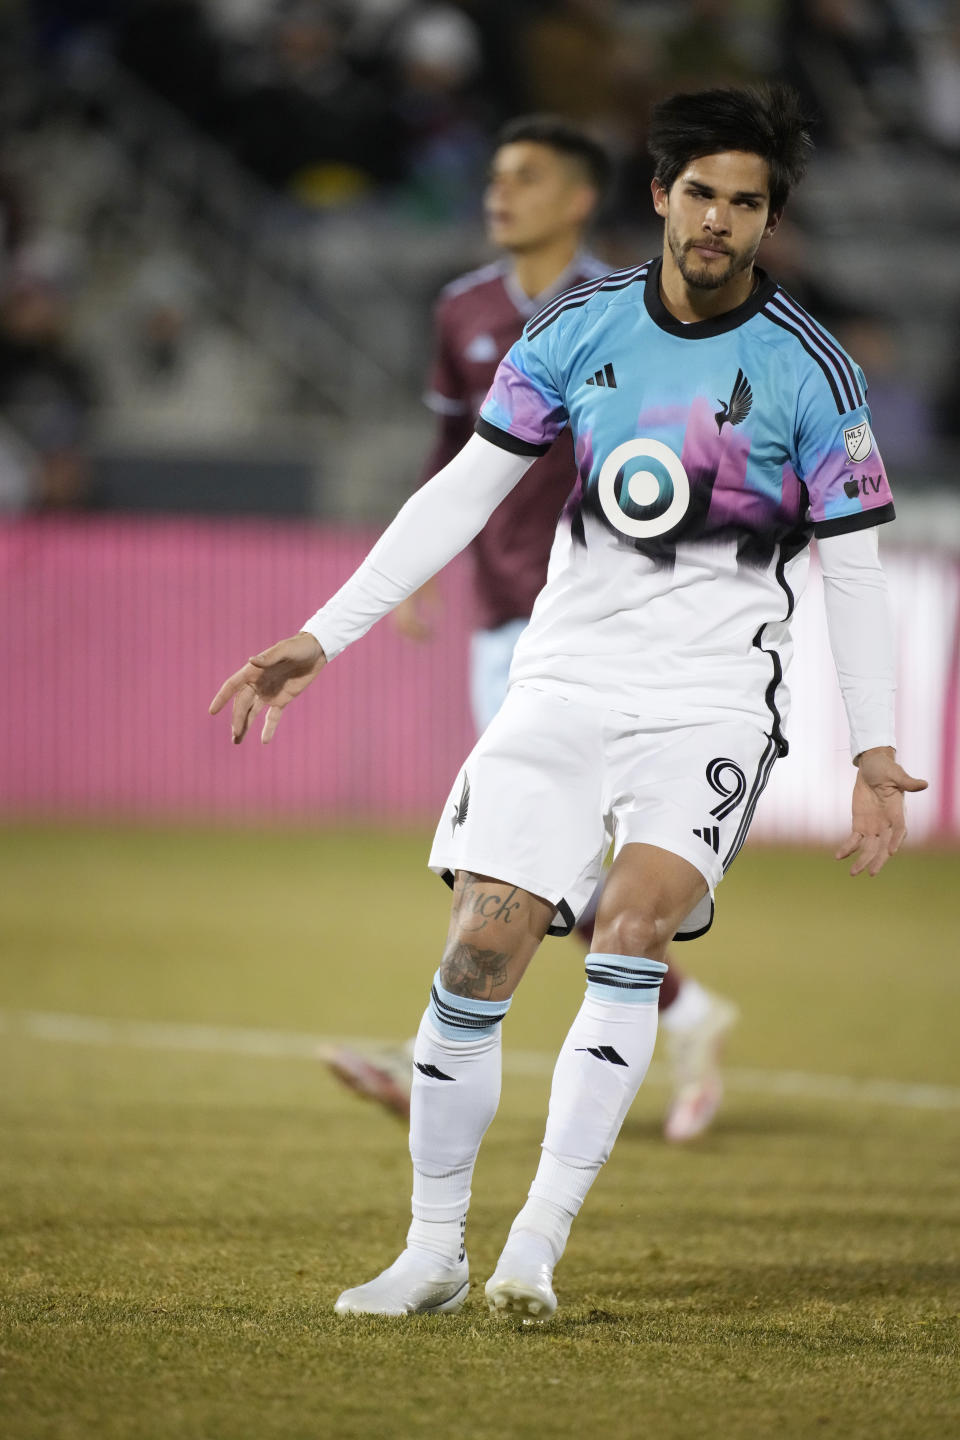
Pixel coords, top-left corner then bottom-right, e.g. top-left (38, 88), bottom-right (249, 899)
top-left (511, 954), bottom-right (666, 1261)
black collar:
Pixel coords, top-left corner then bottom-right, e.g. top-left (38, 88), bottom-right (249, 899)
top-left (644, 255), bottom-right (777, 338)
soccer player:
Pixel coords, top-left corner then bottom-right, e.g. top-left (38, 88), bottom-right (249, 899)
top-left (211, 85), bottom-right (926, 1321)
top-left (328, 114), bottom-right (738, 1143)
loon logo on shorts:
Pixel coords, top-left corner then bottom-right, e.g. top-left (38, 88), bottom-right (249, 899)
top-left (451, 772), bottom-right (470, 832)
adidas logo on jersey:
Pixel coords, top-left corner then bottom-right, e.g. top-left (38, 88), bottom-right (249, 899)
top-left (586, 362), bottom-right (617, 389)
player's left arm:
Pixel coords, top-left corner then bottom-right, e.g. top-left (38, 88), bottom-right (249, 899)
top-left (818, 527), bottom-right (927, 876)
top-left (796, 351), bottom-right (927, 873)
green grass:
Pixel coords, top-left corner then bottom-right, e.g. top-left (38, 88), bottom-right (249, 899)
top-left (1, 826), bottom-right (959, 1439)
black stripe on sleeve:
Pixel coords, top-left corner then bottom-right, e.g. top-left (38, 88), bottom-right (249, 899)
top-left (526, 266), bottom-right (648, 340)
top-left (474, 417), bottom-right (551, 456)
top-left (761, 310), bottom-right (845, 413)
top-left (773, 293), bottom-right (864, 409)
top-left (814, 502), bottom-right (896, 539)
top-left (524, 271), bottom-right (620, 333)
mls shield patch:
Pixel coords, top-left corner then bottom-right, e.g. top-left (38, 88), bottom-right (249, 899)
top-left (843, 421), bottom-right (873, 463)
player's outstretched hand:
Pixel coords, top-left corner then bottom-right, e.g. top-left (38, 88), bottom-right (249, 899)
top-left (835, 746), bottom-right (928, 877)
top-left (209, 632), bottom-right (326, 745)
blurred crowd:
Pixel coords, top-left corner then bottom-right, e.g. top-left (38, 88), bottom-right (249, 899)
top-left (29, 1), bottom-right (960, 212)
top-left (1, 0), bottom-right (960, 514)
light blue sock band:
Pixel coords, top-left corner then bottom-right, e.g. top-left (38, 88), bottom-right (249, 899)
top-left (584, 952), bottom-right (669, 1005)
top-left (427, 970), bottom-right (512, 1041)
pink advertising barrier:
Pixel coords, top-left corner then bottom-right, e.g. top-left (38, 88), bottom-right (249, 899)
top-left (0, 515), bottom-right (475, 820)
top-left (2, 517), bottom-right (958, 838)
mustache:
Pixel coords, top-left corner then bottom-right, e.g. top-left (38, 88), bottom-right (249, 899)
top-left (685, 239), bottom-right (733, 257)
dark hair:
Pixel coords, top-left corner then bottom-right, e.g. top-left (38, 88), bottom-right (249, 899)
top-left (495, 114), bottom-right (612, 198)
top-left (647, 85), bottom-right (812, 214)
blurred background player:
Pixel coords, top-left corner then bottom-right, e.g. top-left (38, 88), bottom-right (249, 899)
top-left (326, 114), bottom-right (738, 1143)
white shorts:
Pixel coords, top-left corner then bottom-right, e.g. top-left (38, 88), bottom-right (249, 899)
top-left (429, 684), bottom-right (779, 939)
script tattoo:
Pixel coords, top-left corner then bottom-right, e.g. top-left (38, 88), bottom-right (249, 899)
top-left (463, 884), bottom-right (522, 931)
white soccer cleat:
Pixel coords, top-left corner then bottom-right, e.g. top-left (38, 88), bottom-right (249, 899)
top-left (485, 1235), bottom-right (558, 1323)
top-left (663, 992), bottom-right (739, 1143)
top-left (334, 1248), bottom-right (469, 1317)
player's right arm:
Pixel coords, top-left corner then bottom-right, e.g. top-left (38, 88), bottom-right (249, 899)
top-left (394, 415), bottom-right (473, 641)
top-left (209, 433), bottom-right (537, 744)
top-left (394, 296), bottom-right (474, 642)
top-left (211, 323), bottom-right (567, 746)
top-left (209, 632), bottom-right (328, 746)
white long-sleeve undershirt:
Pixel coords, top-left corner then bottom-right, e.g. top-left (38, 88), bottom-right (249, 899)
top-left (817, 527), bottom-right (896, 759)
top-left (302, 434), bottom-right (533, 659)
top-left (302, 433), bottom-right (897, 761)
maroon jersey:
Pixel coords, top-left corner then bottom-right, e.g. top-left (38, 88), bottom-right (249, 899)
top-left (421, 254), bottom-right (609, 629)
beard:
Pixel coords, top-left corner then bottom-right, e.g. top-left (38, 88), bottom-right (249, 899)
top-left (667, 222), bottom-right (755, 291)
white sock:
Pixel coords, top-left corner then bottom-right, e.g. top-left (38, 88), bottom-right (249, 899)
top-left (406, 974), bottom-right (511, 1264)
top-left (502, 1188), bottom-right (577, 1268)
top-left (658, 976), bottom-right (715, 1034)
top-left (510, 955), bottom-right (665, 1264)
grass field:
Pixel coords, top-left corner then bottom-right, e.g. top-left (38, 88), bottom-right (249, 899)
top-left (1, 824), bottom-right (958, 1440)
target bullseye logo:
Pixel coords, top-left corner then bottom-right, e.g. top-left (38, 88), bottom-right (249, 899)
top-left (597, 438), bottom-right (690, 539)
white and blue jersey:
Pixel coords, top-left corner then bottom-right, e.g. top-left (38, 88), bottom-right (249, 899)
top-left (475, 257), bottom-right (895, 751)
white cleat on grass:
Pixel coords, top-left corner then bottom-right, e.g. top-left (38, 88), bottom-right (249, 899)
top-left (334, 1248), bottom-right (469, 1316)
top-left (663, 993), bottom-right (739, 1143)
top-left (485, 1233), bottom-right (558, 1323)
